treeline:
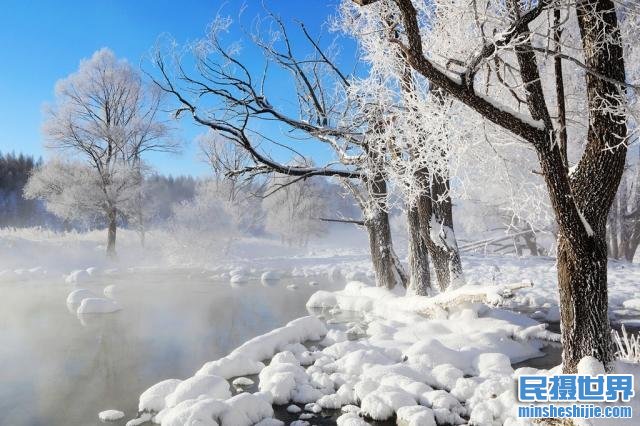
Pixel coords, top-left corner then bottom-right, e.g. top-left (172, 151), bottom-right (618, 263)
top-left (0, 152), bottom-right (52, 227)
top-left (0, 152), bottom-right (196, 230)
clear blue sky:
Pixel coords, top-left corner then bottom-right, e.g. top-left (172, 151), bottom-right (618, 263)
top-left (0, 0), bottom-right (346, 177)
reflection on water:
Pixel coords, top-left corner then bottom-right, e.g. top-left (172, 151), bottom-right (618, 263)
top-left (0, 270), bottom-right (335, 426)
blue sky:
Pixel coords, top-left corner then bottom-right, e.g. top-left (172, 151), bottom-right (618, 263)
top-left (0, 0), bottom-right (347, 176)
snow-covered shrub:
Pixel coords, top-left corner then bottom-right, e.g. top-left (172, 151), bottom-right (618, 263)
top-left (263, 176), bottom-right (329, 247)
top-left (613, 325), bottom-right (640, 363)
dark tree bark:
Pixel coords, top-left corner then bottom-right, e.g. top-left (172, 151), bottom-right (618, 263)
top-left (407, 204), bottom-right (431, 295)
top-left (553, 0), bottom-right (627, 373)
top-left (365, 174), bottom-right (408, 290)
top-left (414, 170), bottom-right (464, 291)
top-left (107, 207), bottom-right (117, 258)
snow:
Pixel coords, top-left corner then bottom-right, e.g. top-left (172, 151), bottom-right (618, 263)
top-left (139, 379), bottom-right (182, 412)
top-left (197, 355), bottom-right (265, 379)
top-left (164, 375), bottom-right (231, 408)
top-left (230, 274), bottom-right (248, 285)
top-left (196, 316), bottom-right (326, 380)
top-left (98, 409), bottom-right (125, 421)
top-left (286, 404), bottom-right (302, 413)
top-left (577, 207), bottom-right (594, 236)
top-left (336, 412), bottom-right (370, 426)
top-left (103, 284), bottom-right (119, 299)
top-left (10, 228), bottom-right (640, 426)
top-left (396, 405), bottom-right (436, 426)
top-left (76, 297), bottom-right (122, 314)
top-left (261, 271), bottom-right (281, 282)
top-left (231, 377), bottom-right (254, 388)
top-left (623, 299), bottom-right (640, 310)
top-left (66, 288), bottom-right (96, 307)
top-left (125, 412), bottom-right (152, 426)
top-left (65, 269), bottom-right (91, 284)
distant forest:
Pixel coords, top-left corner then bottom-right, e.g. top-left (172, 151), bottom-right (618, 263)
top-left (0, 152), bottom-right (198, 230)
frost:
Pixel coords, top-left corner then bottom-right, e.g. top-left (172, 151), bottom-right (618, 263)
top-left (576, 208), bottom-right (594, 236)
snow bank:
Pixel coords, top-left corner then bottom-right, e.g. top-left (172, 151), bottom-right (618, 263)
top-left (287, 281), bottom-right (558, 423)
top-left (196, 316), bottom-right (325, 379)
top-left (155, 392), bottom-right (273, 426)
top-left (307, 280), bottom-right (533, 321)
top-left (76, 297), bottom-right (122, 314)
top-left (139, 379), bottom-right (182, 412)
top-left (130, 316), bottom-right (327, 425)
top-left (165, 375), bottom-right (231, 408)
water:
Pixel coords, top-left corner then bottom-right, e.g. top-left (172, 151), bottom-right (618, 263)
top-left (0, 270), bottom-right (336, 426)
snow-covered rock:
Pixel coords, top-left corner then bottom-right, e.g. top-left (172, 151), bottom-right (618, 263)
top-left (396, 405), bottom-right (436, 426)
top-left (230, 274), bottom-right (248, 285)
top-left (139, 379), bottom-right (182, 412)
top-left (77, 297), bottom-right (121, 314)
top-left (164, 374), bottom-right (231, 408)
top-left (103, 284), bottom-right (119, 299)
top-left (65, 269), bottom-right (90, 284)
top-left (197, 355), bottom-right (265, 379)
top-left (261, 271), bottom-right (281, 283)
top-left (66, 288), bottom-right (96, 307)
top-left (98, 409), bottom-right (124, 421)
top-left (232, 377), bottom-right (254, 388)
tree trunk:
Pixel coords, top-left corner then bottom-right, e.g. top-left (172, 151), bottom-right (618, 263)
top-left (365, 174), bottom-right (408, 289)
top-left (407, 204), bottom-right (431, 295)
top-left (107, 208), bottom-right (117, 258)
top-left (415, 171), bottom-right (465, 291)
top-left (366, 210), bottom-right (407, 290)
top-left (553, 0), bottom-right (627, 373)
top-left (557, 230), bottom-right (612, 373)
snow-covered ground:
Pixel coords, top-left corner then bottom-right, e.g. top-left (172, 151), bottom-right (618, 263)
top-left (2, 227), bottom-right (640, 425)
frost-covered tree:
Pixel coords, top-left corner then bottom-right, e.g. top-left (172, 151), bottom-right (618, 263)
top-left (149, 15), bottom-right (410, 290)
top-left (353, 0), bottom-right (637, 372)
top-left (167, 181), bottom-right (238, 262)
top-left (24, 158), bottom-right (139, 232)
top-left (607, 149), bottom-right (640, 261)
top-left (39, 48), bottom-right (175, 256)
top-left (263, 176), bottom-right (329, 246)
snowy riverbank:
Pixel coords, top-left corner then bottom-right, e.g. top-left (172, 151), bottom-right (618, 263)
top-left (124, 277), bottom-right (639, 426)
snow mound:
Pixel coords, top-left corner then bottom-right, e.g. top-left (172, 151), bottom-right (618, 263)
top-left (197, 355), bottom-right (265, 379)
top-left (98, 409), bottom-right (124, 421)
top-left (336, 412), bottom-right (370, 425)
top-left (622, 299), bottom-right (640, 310)
top-left (103, 284), bottom-right (119, 299)
top-left (155, 392), bottom-right (274, 426)
top-left (396, 405), bottom-right (436, 426)
top-left (139, 379), bottom-right (182, 412)
top-left (77, 297), bottom-right (121, 314)
top-left (230, 274), bottom-right (248, 285)
top-left (66, 288), bottom-right (96, 307)
top-left (65, 269), bottom-right (91, 284)
top-left (164, 374), bottom-right (231, 409)
top-left (261, 271), bottom-right (281, 282)
top-left (232, 377), bottom-right (254, 388)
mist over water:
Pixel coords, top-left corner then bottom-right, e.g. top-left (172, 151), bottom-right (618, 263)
top-left (0, 271), bottom-right (338, 426)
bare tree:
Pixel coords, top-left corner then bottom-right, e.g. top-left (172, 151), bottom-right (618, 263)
top-left (149, 16), bottom-right (410, 290)
top-left (353, 0), bottom-right (634, 373)
top-left (42, 48), bottom-right (176, 256)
